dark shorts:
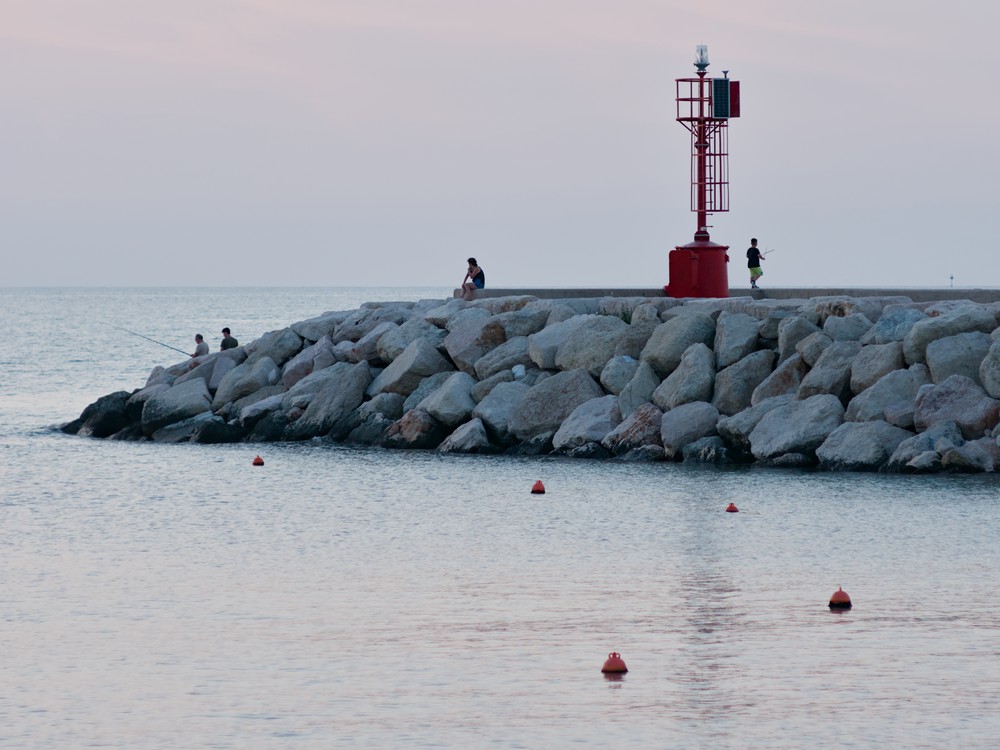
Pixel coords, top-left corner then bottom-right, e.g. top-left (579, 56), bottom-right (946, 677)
top-left (473, 278), bottom-right (485, 289)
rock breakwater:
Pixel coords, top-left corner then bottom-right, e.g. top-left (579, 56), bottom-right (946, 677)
top-left (63, 293), bottom-right (1000, 473)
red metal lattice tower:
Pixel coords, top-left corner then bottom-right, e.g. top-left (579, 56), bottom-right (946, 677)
top-left (665, 45), bottom-right (741, 298)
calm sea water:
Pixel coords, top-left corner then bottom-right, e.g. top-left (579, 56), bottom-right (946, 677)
top-left (2, 287), bottom-right (1000, 749)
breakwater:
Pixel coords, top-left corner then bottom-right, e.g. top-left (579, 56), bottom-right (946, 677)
top-left (63, 292), bottom-right (1000, 473)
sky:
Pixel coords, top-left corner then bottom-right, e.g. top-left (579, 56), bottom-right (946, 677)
top-left (2, 0), bottom-right (999, 289)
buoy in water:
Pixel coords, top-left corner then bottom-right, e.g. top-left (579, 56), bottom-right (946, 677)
top-left (725, 503), bottom-right (739, 512)
top-left (531, 480), bottom-right (545, 494)
top-left (252, 455), bottom-right (264, 466)
top-left (829, 586), bottom-right (852, 610)
top-left (601, 652), bottom-right (628, 674)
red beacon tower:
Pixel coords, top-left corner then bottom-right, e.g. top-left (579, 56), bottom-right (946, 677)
top-left (665, 45), bottom-right (741, 298)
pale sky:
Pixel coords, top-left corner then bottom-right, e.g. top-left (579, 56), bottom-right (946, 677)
top-left (2, 0), bottom-right (998, 289)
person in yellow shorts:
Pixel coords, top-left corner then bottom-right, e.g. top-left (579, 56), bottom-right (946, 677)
top-left (747, 238), bottom-right (764, 289)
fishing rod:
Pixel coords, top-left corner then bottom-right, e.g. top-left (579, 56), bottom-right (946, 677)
top-left (102, 323), bottom-right (189, 356)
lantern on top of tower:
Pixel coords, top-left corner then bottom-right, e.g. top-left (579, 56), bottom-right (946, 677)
top-left (664, 45), bottom-right (741, 299)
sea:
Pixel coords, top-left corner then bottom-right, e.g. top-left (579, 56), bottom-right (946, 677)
top-left (2, 286), bottom-right (1000, 749)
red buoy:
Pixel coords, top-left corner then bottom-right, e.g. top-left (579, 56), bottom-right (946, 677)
top-left (531, 480), bottom-right (545, 494)
top-left (252, 455), bottom-right (264, 466)
top-left (829, 586), bottom-right (852, 610)
top-left (601, 652), bottom-right (628, 674)
top-left (725, 502), bottom-right (739, 512)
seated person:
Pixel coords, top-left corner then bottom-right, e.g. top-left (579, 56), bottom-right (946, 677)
top-left (461, 258), bottom-right (485, 300)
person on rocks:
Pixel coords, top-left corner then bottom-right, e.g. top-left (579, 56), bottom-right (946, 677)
top-left (220, 327), bottom-right (239, 351)
top-left (461, 257), bottom-right (485, 300)
top-left (191, 333), bottom-right (209, 358)
top-left (747, 238), bottom-right (764, 289)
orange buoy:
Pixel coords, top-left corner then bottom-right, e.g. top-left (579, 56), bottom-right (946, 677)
top-left (601, 652), bottom-right (628, 674)
top-left (252, 455), bottom-right (264, 466)
top-left (531, 480), bottom-right (545, 494)
top-left (829, 586), bottom-right (852, 610)
top-left (725, 503), bottom-right (739, 513)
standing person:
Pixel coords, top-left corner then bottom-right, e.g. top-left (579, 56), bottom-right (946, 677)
top-left (747, 238), bottom-right (764, 289)
top-left (220, 327), bottom-right (239, 351)
top-left (190, 334), bottom-right (209, 358)
top-left (461, 258), bottom-right (485, 300)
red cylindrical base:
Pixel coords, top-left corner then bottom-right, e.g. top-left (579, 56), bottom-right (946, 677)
top-left (665, 241), bottom-right (730, 298)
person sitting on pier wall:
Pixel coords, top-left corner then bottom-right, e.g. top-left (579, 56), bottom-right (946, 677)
top-left (461, 258), bottom-right (485, 300)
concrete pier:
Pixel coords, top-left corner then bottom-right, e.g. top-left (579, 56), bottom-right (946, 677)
top-left (455, 287), bottom-right (1000, 304)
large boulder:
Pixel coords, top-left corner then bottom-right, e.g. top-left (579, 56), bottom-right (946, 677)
top-left (903, 306), bottom-right (998, 364)
top-left (290, 310), bottom-right (352, 342)
top-left (816, 420), bottom-right (914, 471)
top-left (980, 337), bottom-right (1000, 400)
top-left (471, 381), bottom-right (532, 445)
top-left (281, 336), bottom-right (335, 388)
top-left (417, 371), bottom-right (477, 428)
top-left (212, 356), bottom-right (280, 409)
top-left (613, 322), bottom-right (659, 359)
top-left (925, 331), bottom-right (991, 385)
top-left (238, 393), bottom-right (285, 427)
top-left (494, 308), bottom-right (551, 339)
top-left (751, 354), bottom-right (808, 406)
top-left (175, 348), bottom-right (247, 391)
top-left (980, 338), bottom-right (1000, 399)
top-left (713, 350), bottom-right (775, 416)
top-left (438, 418), bottom-right (494, 454)
top-left (777, 316), bottom-right (821, 364)
top-left (149, 411), bottom-right (218, 444)
top-left (366, 338), bottom-right (455, 398)
top-left (713, 312), bottom-right (760, 369)
top-left (126, 383), bottom-right (170, 421)
top-left (345, 321), bottom-right (397, 364)
top-left (601, 402), bottom-right (664, 455)
top-left (651, 343), bottom-right (715, 410)
top-left (869, 305), bottom-right (927, 344)
top-left (243, 327), bottom-right (303, 367)
top-left (62, 391), bottom-right (133, 438)
top-left (913, 374), bottom-right (1000, 439)
top-left (281, 361), bottom-right (354, 411)
top-left (380, 409), bottom-right (449, 449)
top-left (377, 319), bottom-right (447, 363)
top-left (940, 437), bottom-right (1000, 473)
top-left (527, 315), bottom-right (596, 370)
top-left (823, 313), bottom-right (873, 342)
top-left (884, 421), bottom-right (965, 472)
top-left (795, 331), bottom-right (833, 368)
top-left (845, 365), bottom-right (930, 422)
top-left (403, 371), bottom-right (453, 413)
top-left (474, 337), bottom-right (532, 380)
top-left (332, 304), bottom-right (410, 344)
top-left (141, 379), bottom-right (213, 436)
top-left (801, 295), bottom-right (911, 326)
top-left (749, 394), bottom-right (845, 460)
top-left (599, 356), bottom-right (641, 396)
top-left (640, 313), bottom-right (716, 377)
top-left (443, 315), bottom-right (507, 375)
top-left (717, 394), bottom-right (795, 453)
top-left (552, 395), bottom-right (622, 452)
top-left (850, 342), bottom-right (905, 394)
top-left (508, 369), bottom-right (605, 442)
top-left (797, 341), bottom-right (861, 403)
top-left (355, 392), bottom-right (406, 423)
top-left (618, 361), bottom-right (661, 419)
top-left (660, 401), bottom-right (720, 459)
top-left (284, 361), bottom-right (372, 440)
top-left (471, 370), bottom-right (514, 402)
